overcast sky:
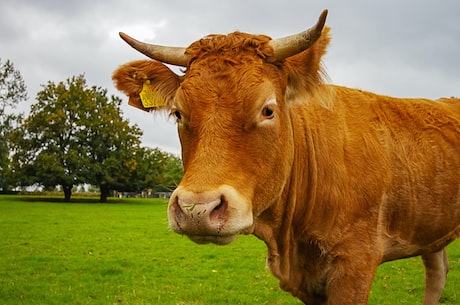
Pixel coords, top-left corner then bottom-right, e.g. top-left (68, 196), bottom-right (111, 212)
top-left (1, 0), bottom-right (459, 155)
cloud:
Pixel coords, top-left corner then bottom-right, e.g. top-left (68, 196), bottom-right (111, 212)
top-left (1, 0), bottom-right (459, 156)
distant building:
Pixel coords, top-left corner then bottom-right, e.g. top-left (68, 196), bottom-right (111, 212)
top-left (153, 192), bottom-right (172, 199)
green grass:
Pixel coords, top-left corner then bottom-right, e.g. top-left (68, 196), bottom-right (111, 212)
top-left (0, 195), bottom-right (458, 305)
top-left (369, 247), bottom-right (459, 305)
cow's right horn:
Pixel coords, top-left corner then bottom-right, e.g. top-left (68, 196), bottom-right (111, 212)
top-left (268, 9), bottom-right (328, 62)
top-left (119, 32), bottom-right (190, 67)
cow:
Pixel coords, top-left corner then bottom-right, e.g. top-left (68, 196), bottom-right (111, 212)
top-left (112, 9), bottom-right (460, 305)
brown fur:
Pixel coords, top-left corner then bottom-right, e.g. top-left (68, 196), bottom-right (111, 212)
top-left (113, 26), bottom-right (460, 304)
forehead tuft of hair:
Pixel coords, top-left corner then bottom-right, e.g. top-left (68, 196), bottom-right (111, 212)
top-left (185, 32), bottom-right (275, 65)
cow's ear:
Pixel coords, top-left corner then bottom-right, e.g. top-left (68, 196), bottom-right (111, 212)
top-left (282, 27), bottom-right (331, 104)
top-left (112, 60), bottom-right (181, 112)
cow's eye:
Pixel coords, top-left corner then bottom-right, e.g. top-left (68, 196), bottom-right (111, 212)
top-left (171, 109), bottom-right (182, 121)
top-left (261, 106), bottom-right (275, 119)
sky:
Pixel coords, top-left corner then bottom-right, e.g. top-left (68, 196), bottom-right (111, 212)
top-left (1, 0), bottom-right (459, 156)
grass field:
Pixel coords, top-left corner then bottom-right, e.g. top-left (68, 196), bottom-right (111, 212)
top-left (0, 195), bottom-right (458, 305)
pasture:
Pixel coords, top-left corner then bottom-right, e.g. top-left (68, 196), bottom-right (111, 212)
top-left (0, 195), bottom-right (458, 305)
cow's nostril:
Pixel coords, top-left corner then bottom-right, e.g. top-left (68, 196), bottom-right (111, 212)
top-left (210, 195), bottom-right (228, 221)
top-left (172, 195), bottom-right (186, 222)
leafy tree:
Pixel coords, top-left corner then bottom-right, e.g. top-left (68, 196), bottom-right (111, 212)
top-left (8, 75), bottom-right (142, 202)
top-left (128, 147), bottom-right (183, 194)
top-left (82, 90), bottom-right (142, 202)
top-left (0, 58), bottom-right (27, 191)
top-left (157, 152), bottom-right (183, 192)
top-left (9, 75), bottom-right (92, 199)
top-left (127, 147), bottom-right (166, 193)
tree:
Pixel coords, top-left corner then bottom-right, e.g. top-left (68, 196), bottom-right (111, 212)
top-left (156, 152), bottom-right (183, 192)
top-left (128, 147), bottom-right (183, 194)
top-left (8, 75), bottom-right (142, 202)
top-left (126, 147), bottom-right (166, 193)
top-left (82, 89), bottom-right (142, 202)
top-left (0, 58), bottom-right (27, 191)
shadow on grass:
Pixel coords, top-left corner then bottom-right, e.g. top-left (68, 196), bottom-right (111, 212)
top-left (13, 195), bottom-right (168, 205)
top-left (17, 196), bottom-right (138, 204)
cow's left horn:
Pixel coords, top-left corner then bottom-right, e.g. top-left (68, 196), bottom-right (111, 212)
top-left (268, 9), bottom-right (328, 62)
top-left (119, 32), bottom-right (190, 67)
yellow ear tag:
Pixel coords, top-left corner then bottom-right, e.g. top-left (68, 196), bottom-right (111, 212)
top-left (139, 80), bottom-right (165, 108)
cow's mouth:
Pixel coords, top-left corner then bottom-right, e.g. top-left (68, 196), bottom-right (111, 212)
top-left (186, 234), bottom-right (239, 245)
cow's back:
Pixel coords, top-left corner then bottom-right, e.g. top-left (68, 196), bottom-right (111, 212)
top-left (337, 87), bottom-right (460, 260)
top-left (298, 86), bottom-right (460, 262)
top-left (380, 95), bottom-right (460, 260)
top-left (437, 97), bottom-right (460, 115)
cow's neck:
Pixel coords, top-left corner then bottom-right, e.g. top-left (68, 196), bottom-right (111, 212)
top-left (252, 100), bottom-right (344, 298)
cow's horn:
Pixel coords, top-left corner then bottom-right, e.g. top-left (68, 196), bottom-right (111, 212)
top-left (268, 9), bottom-right (328, 62)
top-left (119, 32), bottom-right (190, 67)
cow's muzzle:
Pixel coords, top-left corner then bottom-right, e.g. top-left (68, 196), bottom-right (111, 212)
top-left (167, 185), bottom-right (253, 245)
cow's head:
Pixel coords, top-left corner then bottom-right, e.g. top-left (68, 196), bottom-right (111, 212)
top-left (113, 10), bottom-right (329, 245)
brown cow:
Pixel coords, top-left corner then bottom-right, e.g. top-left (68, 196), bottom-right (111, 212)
top-left (113, 10), bottom-right (460, 305)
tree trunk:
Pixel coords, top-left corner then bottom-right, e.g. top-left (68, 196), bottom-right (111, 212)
top-left (63, 185), bottom-right (72, 202)
top-left (100, 186), bottom-right (110, 203)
